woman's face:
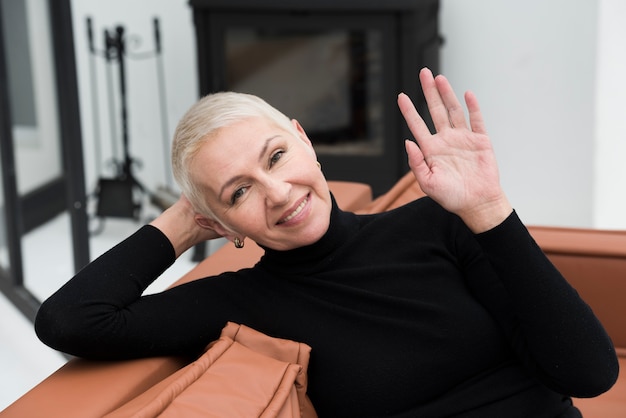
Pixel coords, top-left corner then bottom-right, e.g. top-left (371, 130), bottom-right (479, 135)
top-left (190, 117), bottom-right (332, 251)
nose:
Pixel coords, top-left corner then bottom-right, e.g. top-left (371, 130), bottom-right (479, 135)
top-left (262, 175), bottom-right (291, 207)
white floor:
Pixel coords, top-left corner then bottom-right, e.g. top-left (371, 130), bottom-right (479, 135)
top-left (0, 290), bottom-right (66, 412)
top-left (0, 213), bottom-right (216, 411)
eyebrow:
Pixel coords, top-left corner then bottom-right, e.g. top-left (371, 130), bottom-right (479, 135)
top-left (258, 135), bottom-right (281, 162)
top-left (218, 135), bottom-right (281, 200)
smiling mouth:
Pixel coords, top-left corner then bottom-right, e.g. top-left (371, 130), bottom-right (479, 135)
top-left (277, 195), bottom-right (309, 225)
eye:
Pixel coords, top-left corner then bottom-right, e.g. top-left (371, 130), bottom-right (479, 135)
top-left (269, 150), bottom-right (284, 167)
top-left (230, 186), bottom-right (248, 204)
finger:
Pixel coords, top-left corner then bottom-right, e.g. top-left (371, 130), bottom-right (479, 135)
top-left (404, 139), bottom-right (430, 183)
top-left (398, 92), bottom-right (432, 144)
top-left (464, 90), bottom-right (487, 134)
top-left (434, 74), bottom-right (468, 130)
top-left (419, 68), bottom-right (451, 132)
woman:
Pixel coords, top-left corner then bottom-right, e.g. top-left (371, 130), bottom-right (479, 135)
top-left (36, 68), bottom-right (618, 417)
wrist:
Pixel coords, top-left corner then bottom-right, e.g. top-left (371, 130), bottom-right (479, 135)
top-left (458, 196), bottom-right (513, 234)
top-left (149, 206), bottom-right (199, 258)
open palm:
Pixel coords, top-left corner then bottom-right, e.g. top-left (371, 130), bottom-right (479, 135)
top-left (398, 68), bottom-right (512, 232)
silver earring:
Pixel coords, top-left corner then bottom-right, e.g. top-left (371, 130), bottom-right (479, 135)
top-left (233, 237), bottom-right (244, 249)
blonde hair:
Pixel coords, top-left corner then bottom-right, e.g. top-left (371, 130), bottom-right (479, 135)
top-left (171, 92), bottom-right (298, 218)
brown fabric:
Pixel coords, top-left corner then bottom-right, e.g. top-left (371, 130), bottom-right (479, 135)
top-left (357, 171), bottom-right (426, 214)
top-left (572, 356), bottom-right (626, 418)
top-left (104, 322), bottom-right (317, 418)
top-left (0, 356), bottom-right (189, 418)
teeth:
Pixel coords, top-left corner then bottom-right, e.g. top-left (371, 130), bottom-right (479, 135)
top-left (279, 197), bottom-right (308, 224)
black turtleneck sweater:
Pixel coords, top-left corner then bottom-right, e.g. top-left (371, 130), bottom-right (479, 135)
top-left (36, 197), bottom-right (618, 417)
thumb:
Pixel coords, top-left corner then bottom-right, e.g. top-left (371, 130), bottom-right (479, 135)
top-left (405, 140), bottom-right (430, 181)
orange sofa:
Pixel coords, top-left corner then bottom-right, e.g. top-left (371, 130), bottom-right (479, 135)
top-left (2, 174), bottom-right (625, 417)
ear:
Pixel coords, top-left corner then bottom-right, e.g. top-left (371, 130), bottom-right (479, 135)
top-left (291, 119), bottom-right (316, 155)
top-left (194, 215), bottom-right (237, 241)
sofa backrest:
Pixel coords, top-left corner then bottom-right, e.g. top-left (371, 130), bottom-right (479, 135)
top-left (528, 226), bottom-right (626, 354)
top-left (357, 171), bottom-right (427, 213)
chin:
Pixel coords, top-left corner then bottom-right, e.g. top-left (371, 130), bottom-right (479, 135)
top-left (303, 218), bottom-right (331, 245)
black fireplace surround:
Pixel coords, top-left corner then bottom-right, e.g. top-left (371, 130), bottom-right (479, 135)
top-left (190, 0), bottom-right (440, 196)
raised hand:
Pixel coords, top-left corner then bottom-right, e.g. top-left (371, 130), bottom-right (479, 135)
top-left (398, 68), bottom-right (512, 233)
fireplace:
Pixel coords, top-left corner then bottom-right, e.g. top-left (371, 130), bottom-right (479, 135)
top-left (190, 0), bottom-right (440, 196)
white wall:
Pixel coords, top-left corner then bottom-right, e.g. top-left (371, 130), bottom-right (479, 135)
top-left (66, 0), bottom-right (626, 229)
top-left (440, 0), bottom-right (598, 228)
top-left (593, 0), bottom-right (626, 229)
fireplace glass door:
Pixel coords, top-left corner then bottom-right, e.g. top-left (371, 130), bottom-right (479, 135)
top-left (206, 13), bottom-right (399, 194)
top-left (225, 26), bottom-right (385, 156)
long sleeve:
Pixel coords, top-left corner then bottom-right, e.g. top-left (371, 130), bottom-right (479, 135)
top-left (35, 225), bottom-right (181, 358)
top-left (466, 211), bottom-right (619, 398)
top-left (35, 224), bottom-right (265, 360)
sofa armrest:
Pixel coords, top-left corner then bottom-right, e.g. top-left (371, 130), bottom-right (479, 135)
top-left (0, 356), bottom-right (189, 418)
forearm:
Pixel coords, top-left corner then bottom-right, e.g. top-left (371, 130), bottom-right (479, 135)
top-left (149, 196), bottom-right (221, 257)
top-left (472, 212), bottom-right (618, 397)
top-left (150, 201), bottom-right (204, 257)
top-left (35, 225), bottom-right (177, 357)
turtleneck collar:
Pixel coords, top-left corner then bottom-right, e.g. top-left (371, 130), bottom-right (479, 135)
top-left (257, 193), bottom-right (360, 275)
